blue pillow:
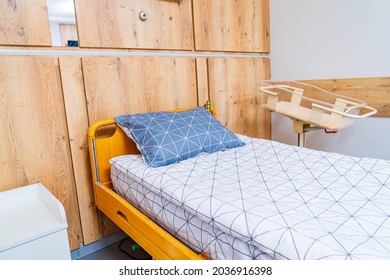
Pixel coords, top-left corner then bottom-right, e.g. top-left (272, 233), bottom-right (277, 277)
top-left (115, 106), bottom-right (245, 167)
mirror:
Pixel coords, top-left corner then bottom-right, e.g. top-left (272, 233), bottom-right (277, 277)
top-left (46, 0), bottom-right (78, 46)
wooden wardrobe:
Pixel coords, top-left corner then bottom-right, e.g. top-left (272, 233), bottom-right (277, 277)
top-left (0, 0), bottom-right (271, 251)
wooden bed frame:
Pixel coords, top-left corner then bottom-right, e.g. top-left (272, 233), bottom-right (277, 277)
top-left (87, 110), bottom-right (215, 260)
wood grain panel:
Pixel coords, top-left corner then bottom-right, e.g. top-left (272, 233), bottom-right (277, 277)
top-left (208, 57), bottom-right (271, 139)
top-left (74, 0), bottom-right (193, 50)
top-left (82, 55), bottom-right (198, 237)
top-left (193, 0), bottom-right (270, 53)
top-left (59, 57), bottom-right (100, 245)
top-left (0, 0), bottom-right (51, 46)
top-left (82, 56), bottom-right (199, 124)
top-left (299, 77), bottom-right (390, 117)
top-left (0, 56), bottom-right (82, 250)
top-left (196, 58), bottom-right (209, 105)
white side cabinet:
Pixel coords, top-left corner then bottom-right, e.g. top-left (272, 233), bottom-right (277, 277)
top-left (0, 183), bottom-right (71, 260)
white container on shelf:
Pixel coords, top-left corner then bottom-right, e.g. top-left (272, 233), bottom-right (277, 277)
top-left (0, 182), bottom-right (71, 260)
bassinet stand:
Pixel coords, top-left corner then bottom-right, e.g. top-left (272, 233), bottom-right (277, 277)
top-left (260, 81), bottom-right (377, 147)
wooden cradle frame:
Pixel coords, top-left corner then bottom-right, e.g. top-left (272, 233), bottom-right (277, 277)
top-left (87, 110), bottom-right (216, 260)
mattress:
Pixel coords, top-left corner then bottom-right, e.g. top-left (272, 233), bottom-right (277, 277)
top-left (111, 161), bottom-right (271, 260)
top-left (110, 134), bottom-right (390, 260)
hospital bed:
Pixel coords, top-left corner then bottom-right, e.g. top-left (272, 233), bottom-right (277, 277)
top-left (88, 105), bottom-right (390, 260)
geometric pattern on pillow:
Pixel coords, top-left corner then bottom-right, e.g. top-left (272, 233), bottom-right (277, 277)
top-left (115, 106), bottom-right (245, 167)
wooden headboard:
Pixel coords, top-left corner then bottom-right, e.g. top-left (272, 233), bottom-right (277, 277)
top-left (88, 118), bottom-right (137, 189)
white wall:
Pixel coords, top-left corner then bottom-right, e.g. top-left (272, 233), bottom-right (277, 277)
top-left (269, 0), bottom-right (390, 160)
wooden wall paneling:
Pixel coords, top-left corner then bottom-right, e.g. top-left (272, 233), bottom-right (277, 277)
top-left (0, 56), bottom-right (82, 250)
top-left (207, 57), bottom-right (271, 139)
top-left (299, 77), bottom-right (390, 117)
top-left (0, 0), bottom-right (51, 46)
top-left (82, 55), bottom-right (198, 236)
top-left (196, 58), bottom-right (210, 106)
top-left (82, 56), bottom-right (199, 124)
top-left (193, 0), bottom-right (270, 53)
top-left (74, 0), bottom-right (194, 50)
top-left (59, 57), bottom-right (100, 246)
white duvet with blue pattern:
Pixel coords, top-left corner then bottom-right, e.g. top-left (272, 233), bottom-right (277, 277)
top-left (111, 134), bottom-right (390, 259)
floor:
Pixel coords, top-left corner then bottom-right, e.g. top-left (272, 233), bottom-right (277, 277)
top-left (77, 236), bottom-right (152, 260)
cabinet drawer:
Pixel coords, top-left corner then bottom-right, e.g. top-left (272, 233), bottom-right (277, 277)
top-left (193, 0), bottom-right (270, 53)
top-left (74, 0), bottom-right (194, 50)
top-left (0, 0), bottom-right (51, 46)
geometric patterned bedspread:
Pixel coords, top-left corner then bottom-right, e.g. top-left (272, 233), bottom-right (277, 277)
top-left (110, 134), bottom-right (390, 259)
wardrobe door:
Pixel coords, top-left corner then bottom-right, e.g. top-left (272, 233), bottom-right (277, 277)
top-left (82, 56), bottom-right (198, 123)
top-left (0, 0), bottom-right (51, 46)
top-left (81, 55), bottom-right (198, 236)
top-left (193, 0), bottom-right (270, 53)
top-left (59, 57), bottom-right (100, 246)
top-left (207, 57), bottom-right (271, 139)
top-left (74, 0), bottom-right (194, 50)
top-left (0, 56), bottom-right (82, 250)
